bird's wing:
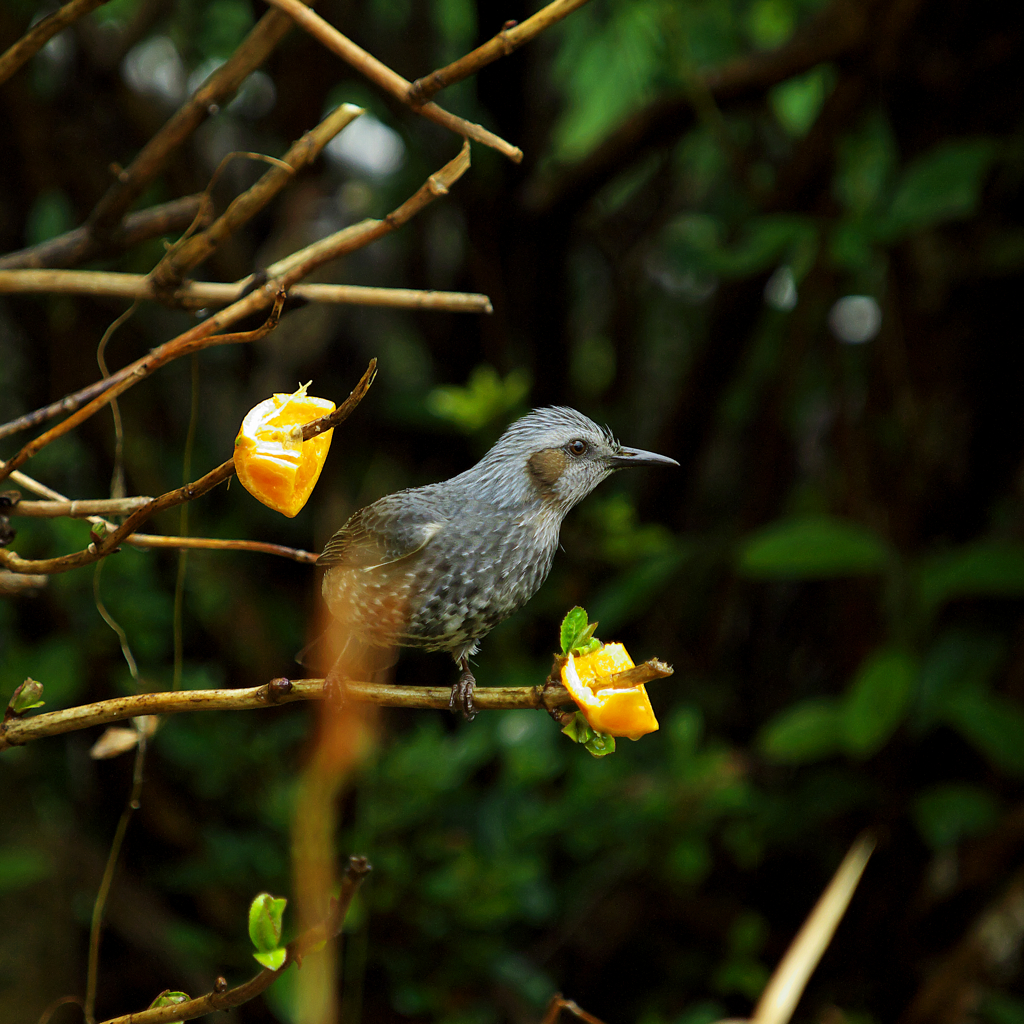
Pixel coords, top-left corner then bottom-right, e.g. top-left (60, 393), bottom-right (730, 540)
top-left (317, 495), bottom-right (445, 570)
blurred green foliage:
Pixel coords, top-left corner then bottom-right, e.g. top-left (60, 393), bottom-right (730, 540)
top-left (3, 0), bottom-right (1024, 1021)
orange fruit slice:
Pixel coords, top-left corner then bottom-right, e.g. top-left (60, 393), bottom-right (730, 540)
top-left (234, 383), bottom-right (335, 517)
top-left (561, 643), bottom-right (659, 740)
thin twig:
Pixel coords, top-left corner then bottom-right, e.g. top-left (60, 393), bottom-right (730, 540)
top-left (7, 497), bottom-right (154, 517)
top-left (590, 658), bottom-right (674, 691)
top-left (150, 103), bottom-right (365, 290)
top-left (0, 271), bottom-right (492, 314)
top-left (260, 0), bottom-right (523, 163)
top-left (0, 481), bottom-right (314, 562)
top-left (96, 856), bottom-right (372, 1024)
top-left (540, 994), bottom-right (609, 1024)
top-left (0, 196), bottom-right (207, 271)
top-left (84, 726), bottom-right (147, 1024)
top-left (0, 677), bottom-right (574, 750)
top-left (128, 535), bottom-right (319, 563)
top-left (0, 0), bottom-right (109, 86)
top-left (408, 0), bottom-right (593, 105)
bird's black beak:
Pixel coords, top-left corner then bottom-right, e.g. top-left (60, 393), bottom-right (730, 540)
top-left (609, 445), bottom-right (680, 469)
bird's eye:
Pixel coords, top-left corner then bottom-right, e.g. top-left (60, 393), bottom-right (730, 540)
top-left (568, 439), bottom-right (588, 457)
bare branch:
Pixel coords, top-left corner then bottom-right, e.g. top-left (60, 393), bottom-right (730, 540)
top-left (261, 0), bottom-right (523, 163)
top-left (150, 103), bottom-right (365, 290)
top-left (0, 196), bottom-right (207, 271)
top-left (540, 995), bottom-right (609, 1024)
top-left (0, 569), bottom-right (47, 594)
top-left (590, 658), bottom-right (674, 691)
top-left (0, 271), bottom-right (492, 314)
top-left (96, 856), bottom-right (372, 1024)
top-left (1, 679), bottom-right (319, 750)
top-left (0, 676), bottom-right (575, 750)
top-left (408, 0), bottom-right (593, 105)
top-left (0, 0), bottom-right (109, 86)
top-left (127, 535), bottom-right (318, 563)
top-left (8, 497), bottom-right (154, 518)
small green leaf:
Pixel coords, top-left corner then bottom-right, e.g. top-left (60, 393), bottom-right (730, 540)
top-left (738, 516), bottom-right (889, 579)
top-left (912, 784), bottom-right (1000, 849)
top-left (248, 893), bottom-right (287, 953)
top-left (916, 542), bottom-right (1024, 616)
top-left (560, 711), bottom-right (616, 758)
top-left (561, 711), bottom-right (591, 744)
top-left (759, 698), bottom-right (844, 764)
top-left (943, 689), bottom-right (1024, 777)
top-left (842, 649), bottom-right (917, 757)
top-left (885, 138), bottom-right (998, 236)
top-left (583, 732), bottom-right (616, 758)
top-left (769, 64), bottom-right (834, 137)
top-left (427, 365), bottom-right (531, 433)
top-left (253, 948), bottom-right (288, 971)
top-left (149, 991), bottom-right (191, 1009)
top-left (8, 678), bottom-right (44, 714)
top-left (559, 607), bottom-right (600, 655)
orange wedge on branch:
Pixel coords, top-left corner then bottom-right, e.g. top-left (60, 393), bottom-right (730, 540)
top-left (561, 643), bottom-right (660, 741)
top-left (234, 383), bottom-right (335, 517)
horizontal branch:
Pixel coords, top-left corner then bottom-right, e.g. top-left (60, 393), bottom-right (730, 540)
top-left (0, 675), bottom-right (574, 749)
top-left (98, 855), bottom-right (371, 1024)
top-left (7, 497), bottom-right (154, 518)
top-left (0, 269), bottom-right (492, 314)
top-left (0, 196), bottom-right (206, 271)
top-left (261, 0), bottom-right (523, 163)
top-left (0, 569), bottom-right (47, 594)
top-left (408, 0), bottom-right (592, 105)
top-left (127, 535), bottom-right (318, 563)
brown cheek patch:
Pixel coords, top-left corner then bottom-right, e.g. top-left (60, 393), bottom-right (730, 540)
top-left (528, 448), bottom-right (569, 497)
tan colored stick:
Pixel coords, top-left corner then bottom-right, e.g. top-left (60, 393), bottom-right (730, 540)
top-left (750, 833), bottom-right (876, 1024)
top-left (0, 0), bottom-right (108, 85)
top-left (261, 0), bottom-right (523, 163)
top-left (0, 270), bottom-right (491, 313)
top-left (0, 677), bottom-right (574, 749)
top-left (408, 0), bottom-right (593, 104)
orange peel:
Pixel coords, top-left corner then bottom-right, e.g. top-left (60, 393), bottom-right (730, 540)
top-left (561, 643), bottom-right (660, 740)
top-left (234, 383), bottom-right (335, 517)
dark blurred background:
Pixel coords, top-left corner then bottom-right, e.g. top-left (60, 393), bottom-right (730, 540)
top-left (3, 0), bottom-right (1024, 1021)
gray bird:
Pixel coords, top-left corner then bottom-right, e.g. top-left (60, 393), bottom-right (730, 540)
top-left (318, 406), bottom-right (678, 717)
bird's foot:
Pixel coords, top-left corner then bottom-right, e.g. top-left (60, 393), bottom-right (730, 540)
top-left (449, 663), bottom-right (477, 721)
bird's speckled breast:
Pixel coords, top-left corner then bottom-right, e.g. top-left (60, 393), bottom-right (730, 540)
top-left (321, 504), bottom-right (561, 659)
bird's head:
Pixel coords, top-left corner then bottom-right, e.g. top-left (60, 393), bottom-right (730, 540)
top-left (473, 406), bottom-right (678, 514)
